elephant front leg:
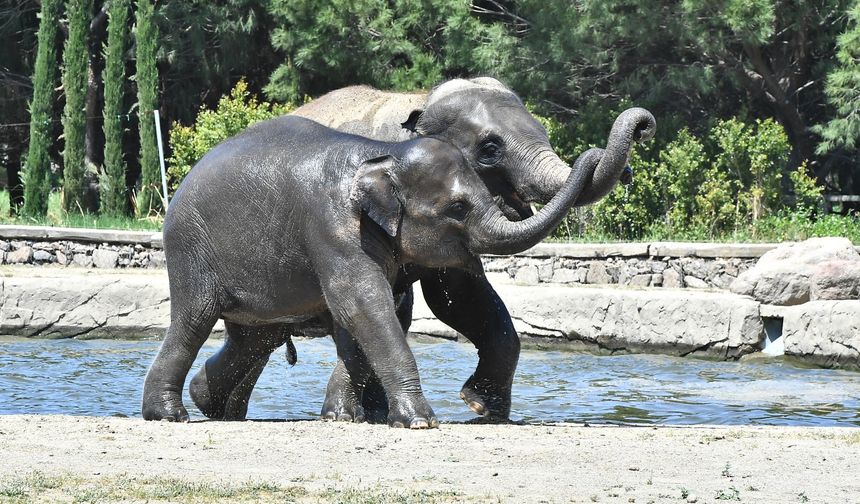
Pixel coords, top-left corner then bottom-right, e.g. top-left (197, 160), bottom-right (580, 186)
top-left (420, 267), bottom-right (519, 421)
top-left (322, 289), bottom-right (413, 423)
top-left (321, 268), bottom-right (437, 429)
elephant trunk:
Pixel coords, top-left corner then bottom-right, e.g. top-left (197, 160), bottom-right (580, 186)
top-left (469, 150), bottom-right (601, 256)
top-left (533, 107), bottom-right (656, 206)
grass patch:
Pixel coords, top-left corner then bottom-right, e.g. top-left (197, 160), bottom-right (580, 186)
top-left (0, 190), bottom-right (162, 231)
top-left (0, 473), bottom-right (473, 504)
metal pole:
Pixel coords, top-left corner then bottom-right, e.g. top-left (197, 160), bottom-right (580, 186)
top-left (153, 109), bottom-right (170, 207)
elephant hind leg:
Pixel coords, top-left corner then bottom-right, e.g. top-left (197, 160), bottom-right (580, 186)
top-left (189, 322), bottom-right (291, 420)
top-left (142, 276), bottom-right (220, 422)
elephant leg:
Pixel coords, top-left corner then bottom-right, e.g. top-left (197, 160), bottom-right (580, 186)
top-left (420, 268), bottom-right (519, 420)
top-left (142, 273), bottom-right (220, 422)
top-left (189, 322), bottom-right (290, 420)
top-left (321, 289), bottom-right (412, 424)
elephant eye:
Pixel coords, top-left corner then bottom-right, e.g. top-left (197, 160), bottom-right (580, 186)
top-left (478, 140), bottom-right (503, 166)
top-left (445, 201), bottom-right (470, 221)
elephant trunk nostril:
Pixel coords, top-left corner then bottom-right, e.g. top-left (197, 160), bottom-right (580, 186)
top-left (620, 166), bottom-right (633, 185)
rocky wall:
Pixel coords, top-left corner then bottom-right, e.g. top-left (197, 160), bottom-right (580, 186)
top-left (483, 255), bottom-right (757, 290)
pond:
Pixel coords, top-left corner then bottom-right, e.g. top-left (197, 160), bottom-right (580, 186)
top-left (1, 336), bottom-right (859, 426)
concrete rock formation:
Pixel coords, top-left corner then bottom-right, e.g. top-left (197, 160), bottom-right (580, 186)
top-left (731, 237), bottom-right (860, 305)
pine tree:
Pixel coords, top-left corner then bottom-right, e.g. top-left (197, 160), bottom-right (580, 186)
top-left (62, 0), bottom-right (93, 214)
top-left (135, 0), bottom-right (161, 216)
top-left (815, 1), bottom-right (860, 154)
top-left (21, 0), bottom-right (62, 217)
top-left (100, 0), bottom-right (131, 217)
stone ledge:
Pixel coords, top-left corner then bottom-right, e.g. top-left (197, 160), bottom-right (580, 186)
top-left (0, 225), bottom-right (162, 248)
top-left (509, 242), bottom-right (650, 258)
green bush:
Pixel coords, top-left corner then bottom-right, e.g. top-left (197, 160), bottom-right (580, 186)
top-left (167, 80), bottom-right (293, 190)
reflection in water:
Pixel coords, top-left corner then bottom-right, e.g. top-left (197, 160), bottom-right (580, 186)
top-left (0, 336), bottom-right (859, 426)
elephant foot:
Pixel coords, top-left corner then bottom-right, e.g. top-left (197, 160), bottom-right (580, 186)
top-left (321, 369), bottom-right (365, 423)
top-left (460, 375), bottom-right (511, 421)
top-left (388, 394), bottom-right (439, 429)
top-left (141, 388), bottom-right (189, 422)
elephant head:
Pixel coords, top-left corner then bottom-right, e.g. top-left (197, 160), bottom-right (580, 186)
top-left (404, 78), bottom-right (656, 218)
top-left (350, 137), bottom-right (596, 271)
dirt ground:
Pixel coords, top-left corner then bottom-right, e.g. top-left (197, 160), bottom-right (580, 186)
top-left (0, 416), bottom-right (858, 503)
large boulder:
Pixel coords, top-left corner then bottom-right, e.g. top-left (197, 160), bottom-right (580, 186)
top-left (731, 237), bottom-right (860, 305)
top-left (783, 301), bottom-right (860, 370)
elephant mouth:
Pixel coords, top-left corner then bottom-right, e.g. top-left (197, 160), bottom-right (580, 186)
top-left (484, 174), bottom-right (534, 221)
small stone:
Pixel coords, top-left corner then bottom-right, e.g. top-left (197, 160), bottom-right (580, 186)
top-left (629, 274), bottom-right (651, 287)
top-left (514, 265), bottom-right (540, 285)
top-left (649, 273), bottom-right (663, 287)
top-left (32, 241), bottom-right (54, 251)
top-left (148, 250), bottom-right (166, 268)
top-left (56, 251), bottom-right (68, 266)
top-left (92, 249), bottom-right (119, 269)
top-left (711, 273), bottom-right (734, 290)
top-left (662, 268), bottom-right (684, 288)
top-left (6, 246), bottom-right (33, 264)
top-left (649, 261), bottom-right (667, 273)
top-left (73, 253), bottom-right (93, 268)
top-left (0, 240), bottom-right (9, 252)
top-left (538, 262), bottom-right (554, 282)
top-left (686, 494), bottom-right (698, 503)
top-left (32, 250), bottom-right (54, 263)
top-left (586, 262), bottom-right (611, 284)
top-left (684, 276), bottom-right (708, 289)
top-left (551, 268), bottom-right (584, 284)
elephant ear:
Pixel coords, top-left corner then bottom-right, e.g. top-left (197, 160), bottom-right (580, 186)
top-left (349, 155), bottom-right (402, 237)
top-left (400, 110), bottom-right (423, 133)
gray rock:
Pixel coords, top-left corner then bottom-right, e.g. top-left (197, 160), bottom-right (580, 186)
top-left (662, 268), bottom-right (684, 288)
top-left (72, 253), bottom-right (93, 268)
top-left (538, 262), bottom-right (554, 282)
top-left (32, 250), bottom-right (54, 263)
top-left (783, 301), bottom-right (860, 370)
top-left (0, 240), bottom-right (9, 252)
top-left (7, 246), bottom-right (33, 264)
top-left (551, 268), bottom-right (585, 284)
top-left (629, 274), bottom-right (651, 287)
top-left (711, 273), bottom-right (735, 290)
top-left (148, 250), bottom-right (166, 268)
top-left (514, 265), bottom-right (540, 285)
top-left (684, 276), bottom-right (709, 289)
top-left (92, 248), bottom-right (119, 269)
top-left (731, 238), bottom-right (860, 305)
top-left (649, 273), bottom-right (663, 287)
top-left (809, 260), bottom-right (860, 301)
top-left (649, 261), bottom-right (667, 273)
top-left (56, 251), bottom-right (68, 266)
top-left (586, 262), bottom-right (611, 284)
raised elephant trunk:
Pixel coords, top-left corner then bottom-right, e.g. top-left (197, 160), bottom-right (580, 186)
top-left (469, 150), bottom-right (601, 256)
top-left (534, 107), bottom-right (657, 206)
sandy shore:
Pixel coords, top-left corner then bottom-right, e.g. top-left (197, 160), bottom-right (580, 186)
top-left (0, 416), bottom-right (857, 503)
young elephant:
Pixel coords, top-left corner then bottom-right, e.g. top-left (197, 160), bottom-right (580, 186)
top-left (141, 116), bottom-right (595, 428)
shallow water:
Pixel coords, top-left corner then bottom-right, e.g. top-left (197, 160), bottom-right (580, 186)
top-left (1, 336), bottom-right (859, 426)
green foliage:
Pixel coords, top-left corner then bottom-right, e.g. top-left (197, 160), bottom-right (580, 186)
top-left (563, 117), bottom-right (811, 241)
top-left (101, 0), bottom-right (132, 217)
top-left (789, 163), bottom-right (824, 217)
top-left (21, 0), bottom-right (62, 218)
top-left (135, 0), bottom-right (162, 217)
top-left (61, 0), bottom-right (92, 214)
top-left (264, 0), bottom-right (515, 102)
top-left (167, 80), bottom-right (292, 189)
top-left (815, 0), bottom-right (860, 154)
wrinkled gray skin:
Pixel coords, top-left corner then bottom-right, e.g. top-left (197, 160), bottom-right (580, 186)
top-left (194, 78), bottom-right (656, 423)
top-left (142, 116), bottom-right (596, 428)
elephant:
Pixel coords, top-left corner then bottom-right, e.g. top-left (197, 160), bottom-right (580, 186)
top-left (192, 77), bottom-right (656, 423)
top-left (141, 115), bottom-right (597, 428)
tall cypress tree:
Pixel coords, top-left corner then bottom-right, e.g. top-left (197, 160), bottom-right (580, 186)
top-left (100, 0), bottom-right (131, 217)
top-left (62, 0), bottom-right (93, 214)
top-left (135, 0), bottom-right (161, 216)
top-left (21, 0), bottom-right (62, 218)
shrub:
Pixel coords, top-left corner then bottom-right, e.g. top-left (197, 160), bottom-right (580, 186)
top-left (167, 80), bottom-right (293, 190)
